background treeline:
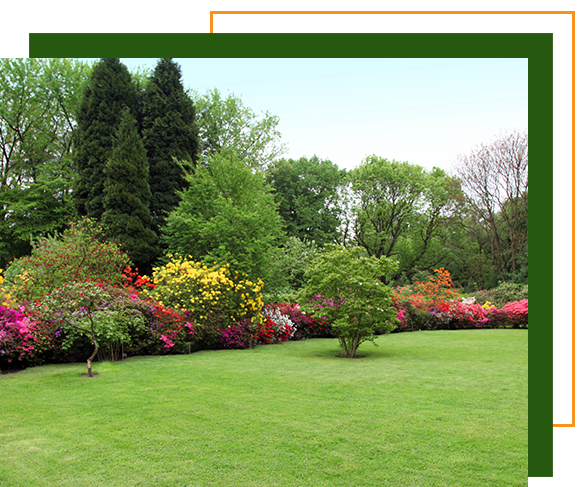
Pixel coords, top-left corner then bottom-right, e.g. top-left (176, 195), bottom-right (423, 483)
top-left (0, 58), bottom-right (528, 296)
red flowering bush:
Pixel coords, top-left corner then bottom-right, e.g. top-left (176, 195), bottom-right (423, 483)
top-left (2, 217), bottom-right (129, 303)
top-left (253, 315), bottom-right (292, 345)
top-left (269, 302), bottom-right (332, 339)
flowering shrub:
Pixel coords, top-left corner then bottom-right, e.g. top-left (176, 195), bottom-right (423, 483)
top-left (144, 255), bottom-right (264, 347)
top-left (217, 320), bottom-right (256, 349)
top-left (254, 318), bottom-right (275, 344)
top-left (2, 218), bottom-right (129, 303)
top-left (268, 302), bottom-right (332, 339)
top-left (0, 304), bottom-right (37, 363)
top-left (0, 268), bottom-right (12, 308)
top-left (449, 302), bottom-right (489, 328)
top-left (390, 271), bottom-right (528, 331)
top-left (262, 305), bottom-right (296, 341)
top-left (392, 268), bottom-right (460, 315)
top-left (470, 282), bottom-right (528, 309)
top-left (500, 299), bottom-right (528, 328)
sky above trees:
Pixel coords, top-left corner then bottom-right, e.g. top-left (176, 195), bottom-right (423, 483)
top-left (107, 57), bottom-right (528, 172)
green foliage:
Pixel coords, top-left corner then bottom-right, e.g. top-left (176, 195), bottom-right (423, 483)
top-left (141, 58), bottom-right (198, 234)
top-left (162, 152), bottom-right (284, 280)
top-left (193, 88), bottom-right (287, 170)
top-left (470, 282), bottom-right (529, 309)
top-left (263, 237), bottom-right (322, 303)
top-left (266, 156), bottom-right (346, 245)
top-left (101, 109), bottom-right (159, 272)
top-left (2, 218), bottom-right (129, 303)
top-left (300, 245), bottom-right (398, 358)
top-left (0, 58), bottom-right (92, 267)
top-left (73, 58), bottom-right (138, 220)
top-left (348, 158), bottom-right (463, 281)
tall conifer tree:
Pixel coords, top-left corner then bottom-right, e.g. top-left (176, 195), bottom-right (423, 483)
top-left (141, 58), bottom-right (198, 233)
top-left (102, 109), bottom-right (159, 271)
top-left (72, 58), bottom-right (137, 219)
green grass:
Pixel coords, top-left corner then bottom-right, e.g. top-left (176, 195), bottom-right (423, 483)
top-left (0, 330), bottom-right (527, 486)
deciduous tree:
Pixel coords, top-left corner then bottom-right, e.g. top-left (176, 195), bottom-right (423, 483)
top-left (162, 152), bottom-right (284, 280)
top-left (193, 88), bottom-right (286, 170)
top-left (266, 156), bottom-right (346, 245)
top-left (0, 58), bottom-right (91, 267)
top-left (300, 245), bottom-right (398, 358)
top-left (454, 130), bottom-right (528, 282)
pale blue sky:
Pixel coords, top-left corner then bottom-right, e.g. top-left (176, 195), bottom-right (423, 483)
top-left (117, 57), bottom-right (527, 172)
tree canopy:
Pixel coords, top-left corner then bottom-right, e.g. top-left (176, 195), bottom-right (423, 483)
top-left (0, 58), bottom-right (92, 267)
top-left (192, 89), bottom-right (287, 170)
top-left (266, 156), bottom-right (346, 246)
top-left (101, 109), bottom-right (160, 272)
top-left (162, 152), bottom-right (284, 280)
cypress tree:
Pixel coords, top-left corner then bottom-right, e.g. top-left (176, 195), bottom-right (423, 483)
top-left (72, 58), bottom-right (137, 220)
top-left (101, 109), bottom-right (159, 272)
top-left (141, 58), bottom-right (198, 233)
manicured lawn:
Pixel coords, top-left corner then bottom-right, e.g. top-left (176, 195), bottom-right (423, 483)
top-left (0, 330), bottom-right (527, 486)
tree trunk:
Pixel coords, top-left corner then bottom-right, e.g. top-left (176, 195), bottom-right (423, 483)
top-left (86, 333), bottom-right (99, 377)
top-left (349, 330), bottom-right (360, 358)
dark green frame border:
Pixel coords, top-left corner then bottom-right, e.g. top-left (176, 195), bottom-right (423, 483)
top-left (29, 32), bottom-right (553, 478)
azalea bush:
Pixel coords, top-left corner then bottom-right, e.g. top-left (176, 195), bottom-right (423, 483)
top-left (2, 218), bottom-right (129, 303)
top-left (144, 255), bottom-right (264, 350)
top-left (217, 320), bottom-right (256, 350)
top-left (500, 299), bottom-right (528, 328)
top-left (252, 306), bottom-right (296, 345)
top-left (266, 302), bottom-right (332, 340)
top-left (0, 268), bottom-right (13, 308)
top-left (392, 294), bottom-right (528, 331)
top-left (0, 304), bottom-right (37, 366)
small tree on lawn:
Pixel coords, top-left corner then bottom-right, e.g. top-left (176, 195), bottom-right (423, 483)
top-left (300, 245), bottom-right (399, 358)
top-left (36, 281), bottom-right (129, 377)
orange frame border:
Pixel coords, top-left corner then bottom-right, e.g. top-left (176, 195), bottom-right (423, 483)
top-left (209, 11), bottom-right (575, 428)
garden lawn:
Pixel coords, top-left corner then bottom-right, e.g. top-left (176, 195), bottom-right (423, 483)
top-left (0, 330), bottom-right (527, 487)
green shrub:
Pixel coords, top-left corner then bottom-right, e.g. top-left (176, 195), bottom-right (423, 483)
top-left (471, 282), bottom-right (528, 309)
top-left (300, 245), bottom-right (398, 358)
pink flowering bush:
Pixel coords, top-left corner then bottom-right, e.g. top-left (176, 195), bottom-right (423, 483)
top-left (0, 305), bottom-right (37, 365)
top-left (449, 302), bottom-right (489, 328)
top-left (500, 299), bottom-right (528, 328)
top-left (217, 320), bottom-right (255, 349)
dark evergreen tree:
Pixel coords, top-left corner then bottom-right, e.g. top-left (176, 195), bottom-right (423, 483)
top-left (72, 58), bottom-right (138, 220)
top-left (101, 109), bottom-right (159, 272)
top-left (141, 58), bottom-right (198, 233)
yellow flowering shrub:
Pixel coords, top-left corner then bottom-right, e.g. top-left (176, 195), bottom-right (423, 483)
top-left (144, 255), bottom-right (264, 347)
top-left (0, 268), bottom-right (12, 307)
